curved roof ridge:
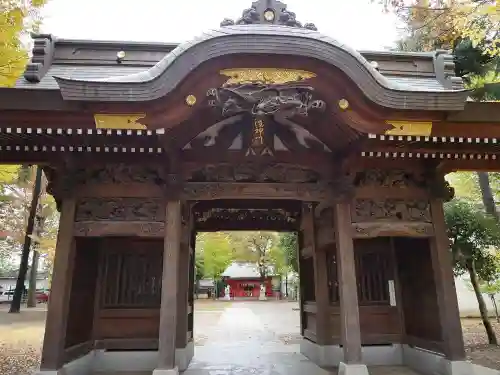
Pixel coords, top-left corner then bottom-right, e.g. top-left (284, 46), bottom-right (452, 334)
top-left (53, 24), bottom-right (467, 110)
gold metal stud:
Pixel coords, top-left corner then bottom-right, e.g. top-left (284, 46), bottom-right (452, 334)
top-left (186, 95), bottom-right (197, 106)
top-left (338, 99), bottom-right (349, 110)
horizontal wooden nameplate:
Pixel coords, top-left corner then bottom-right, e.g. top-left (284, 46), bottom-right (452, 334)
top-left (180, 182), bottom-right (334, 202)
top-left (74, 221), bottom-right (165, 237)
top-left (352, 222), bottom-right (434, 238)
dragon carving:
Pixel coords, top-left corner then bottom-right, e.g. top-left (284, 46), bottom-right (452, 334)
top-left (207, 83), bottom-right (326, 118)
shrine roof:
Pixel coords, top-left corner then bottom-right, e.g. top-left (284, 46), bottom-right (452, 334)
top-left (3, 23), bottom-right (468, 112)
top-left (221, 262), bottom-right (275, 279)
top-left (14, 33), bottom-right (455, 95)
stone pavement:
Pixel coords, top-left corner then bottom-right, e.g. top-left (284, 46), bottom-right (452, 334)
top-left (184, 301), bottom-right (420, 375)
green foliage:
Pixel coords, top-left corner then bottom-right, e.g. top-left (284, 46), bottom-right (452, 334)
top-left (277, 232), bottom-right (299, 273)
top-left (228, 231), bottom-right (279, 277)
top-left (195, 231), bottom-right (290, 280)
top-left (467, 277), bottom-right (500, 296)
top-left (196, 232), bottom-right (234, 280)
top-left (447, 172), bottom-right (482, 202)
top-left (444, 199), bottom-right (500, 281)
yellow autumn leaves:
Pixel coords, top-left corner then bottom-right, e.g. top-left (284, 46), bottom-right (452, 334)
top-left (0, 0), bottom-right (47, 87)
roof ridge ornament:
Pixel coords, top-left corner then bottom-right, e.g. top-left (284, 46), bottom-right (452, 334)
top-left (220, 0), bottom-right (318, 30)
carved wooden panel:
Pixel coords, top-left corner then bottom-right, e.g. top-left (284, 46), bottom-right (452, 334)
top-left (74, 222), bottom-right (165, 237)
top-left (73, 164), bottom-right (166, 186)
top-left (352, 222), bottom-right (434, 238)
top-left (352, 199), bottom-right (431, 223)
top-left (350, 198), bottom-right (433, 238)
top-left (75, 198), bottom-right (164, 222)
top-left (353, 169), bottom-right (427, 189)
top-left (185, 163), bottom-right (322, 183)
top-left (181, 182), bottom-right (334, 202)
top-left (194, 207), bottom-right (300, 231)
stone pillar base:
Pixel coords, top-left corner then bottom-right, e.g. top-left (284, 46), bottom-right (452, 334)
top-left (152, 367), bottom-right (179, 375)
top-left (338, 363), bottom-right (370, 375)
top-left (443, 360), bottom-right (475, 375)
top-left (176, 341), bottom-right (195, 371)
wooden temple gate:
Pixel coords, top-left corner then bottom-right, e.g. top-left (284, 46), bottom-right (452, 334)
top-left (1, 1), bottom-right (500, 374)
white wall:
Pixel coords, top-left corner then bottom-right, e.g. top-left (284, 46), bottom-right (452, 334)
top-left (0, 279), bottom-right (49, 291)
top-left (455, 275), bottom-right (497, 317)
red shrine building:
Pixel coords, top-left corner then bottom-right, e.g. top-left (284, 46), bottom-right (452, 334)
top-left (221, 262), bottom-right (274, 299)
top-left (2, 0), bottom-right (500, 374)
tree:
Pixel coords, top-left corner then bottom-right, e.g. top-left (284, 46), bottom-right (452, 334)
top-left (444, 199), bottom-right (500, 344)
top-left (0, 0), bottom-right (48, 87)
top-left (229, 231), bottom-right (279, 278)
top-left (9, 165), bottom-right (42, 313)
top-left (382, 0), bottom-right (500, 56)
top-left (466, 277), bottom-right (500, 322)
top-left (276, 232), bottom-right (299, 273)
top-left (196, 232), bottom-right (233, 280)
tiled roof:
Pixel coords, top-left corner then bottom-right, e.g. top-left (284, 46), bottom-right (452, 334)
top-left (15, 29), bottom-right (461, 97)
top-left (221, 262), bottom-right (275, 278)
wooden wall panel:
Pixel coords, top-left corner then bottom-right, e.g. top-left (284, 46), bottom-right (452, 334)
top-left (328, 238), bottom-right (403, 345)
top-left (65, 238), bottom-right (99, 348)
top-left (92, 238), bottom-right (164, 343)
top-left (330, 306), bottom-right (401, 345)
top-left (94, 309), bottom-right (160, 340)
top-left (395, 237), bottom-right (443, 350)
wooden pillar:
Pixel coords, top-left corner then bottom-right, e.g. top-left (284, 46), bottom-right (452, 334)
top-left (157, 200), bottom-right (181, 372)
top-left (176, 205), bottom-right (191, 349)
top-left (188, 230), bottom-right (196, 335)
top-left (40, 199), bottom-right (76, 370)
top-left (429, 199), bottom-right (466, 360)
top-left (334, 202), bottom-right (363, 364)
top-left (297, 231), bottom-right (306, 337)
top-left (304, 203), bottom-right (331, 345)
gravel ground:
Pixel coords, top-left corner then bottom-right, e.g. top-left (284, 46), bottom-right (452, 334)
top-left (3, 303), bottom-right (500, 375)
top-left (463, 318), bottom-right (500, 369)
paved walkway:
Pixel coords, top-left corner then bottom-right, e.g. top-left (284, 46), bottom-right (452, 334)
top-left (185, 302), bottom-right (419, 375)
top-left (186, 303), bottom-right (329, 375)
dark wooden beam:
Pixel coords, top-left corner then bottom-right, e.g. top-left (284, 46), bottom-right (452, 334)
top-left (334, 202), bottom-right (364, 365)
top-left (429, 199), bottom-right (467, 361)
top-left (180, 182), bottom-right (335, 202)
top-left (40, 199), bottom-right (76, 370)
top-left (157, 200), bottom-right (181, 371)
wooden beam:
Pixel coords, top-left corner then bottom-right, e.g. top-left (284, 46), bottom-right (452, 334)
top-left (40, 199), bottom-right (76, 370)
top-left (176, 205), bottom-right (191, 349)
top-left (429, 199), bottom-right (466, 361)
top-left (157, 200), bottom-right (181, 372)
top-left (352, 222), bottom-right (434, 238)
top-left (74, 221), bottom-right (165, 237)
top-left (180, 182), bottom-right (334, 202)
top-left (305, 204), bottom-right (331, 345)
top-left (334, 202), bottom-right (363, 364)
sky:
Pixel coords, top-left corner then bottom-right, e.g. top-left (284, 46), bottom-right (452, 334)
top-left (39, 0), bottom-right (402, 51)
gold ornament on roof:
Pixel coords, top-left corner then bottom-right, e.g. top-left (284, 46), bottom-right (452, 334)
top-left (219, 68), bottom-right (316, 86)
top-left (338, 98), bottom-right (349, 110)
top-left (385, 120), bottom-right (433, 136)
top-left (94, 114), bottom-right (147, 130)
top-left (185, 94), bottom-right (197, 106)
